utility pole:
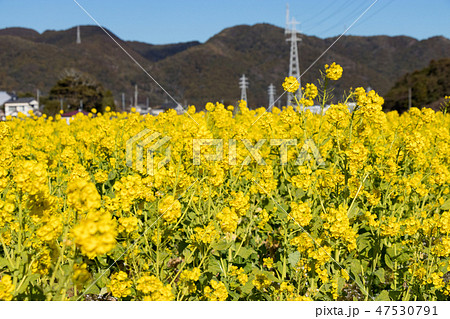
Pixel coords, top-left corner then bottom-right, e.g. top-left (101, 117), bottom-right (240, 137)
top-left (268, 83), bottom-right (276, 112)
top-left (60, 98), bottom-right (63, 111)
top-left (36, 89), bottom-right (40, 109)
top-left (285, 4), bottom-right (302, 107)
top-left (239, 74), bottom-right (248, 104)
top-left (134, 84), bottom-right (138, 107)
top-left (76, 25), bottom-right (81, 44)
top-left (122, 93), bottom-right (125, 112)
top-left (408, 87), bottom-right (412, 110)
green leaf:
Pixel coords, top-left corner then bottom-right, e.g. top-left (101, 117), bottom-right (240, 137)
top-left (440, 198), bottom-right (450, 210)
top-left (212, 240), bottom-right (233, 252)
top-left (16, 274), bottom-right (39, 295)
top-left (386, 246), bottom-right (396, 259)
top-left (236, 247), bottom-right (254, 259)
top-left (183, 248), bottom-right (195, 263)
top-left (96, 256), bottom-right (110, 267)
top-left (347, 205), bottom-right (360, 219)
top-left (187, 211), bottom-right (197, 220)
top-left (264, 201), bottom-right (274, 212)
top-left (252, 269), bottom-right (280, 283)
top-left (108, 170), bottom-right (116, 181)
top-left (0, 257), bottom-right (10, 270)
top-left (385, 255), bottom-right (394, 270)
top-left (206, 256), bottom-right (222, 274)
top-left (356, 232), bottom-right (371, 253)
top-left (350, 259), bottom-right (362, 276)
top-left (288, 251), bottom-right (300, 268)
top-left (376, 290), bottom-right (390, 301)
top-left (337, 276), bottom-right (345, 292)
top-left (374, 268), bottom-right (385, 283)
top-left (84, 284), bottom-right (100, 295)
top-left (241, 277), bottom-right (254, 295)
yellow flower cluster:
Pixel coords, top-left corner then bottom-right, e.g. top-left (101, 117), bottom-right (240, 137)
top-left (228, 266), bottom-right (248, 285)
top-left (158, 195), bottom-right (182, 224)
top-left (252, 274), bottom-right (272, 291)
top-left (191, 222), bottom-right (218, 244)
top-left (72, 263), bottom-right (90, 287)
top-left (71, 210), bottom-right (117, 259)
top-left (263, 257), bottom-right (274, 269)
top-left (256, 208), bottom-right (270, 228)
top-left (137, 275), bottom-right (174, 301)
top-left (118, 216), bottom-right (139, 234)
top-left (216, 207), bottom-right (239, 233)
top-left (204, 280), bottom-right (228, 301)
top-left (290, 201), bottom-right (312, 227)
top-left (179, 267), bottom-right (201, 294)
top-left (229, 191), bottom-right (250, 216)
top-left (282, 76), bottom-right (300, 93)
top-left (108, 271), bottom-right (132, 298)
top-left (0, 275), bottom-right (14, 301)
top-left (321, 205), bottom-right (357, 251)
top-left (325, 62), bottom-right (343, 80)
top-left (67, 179), bottom-right (101, 212)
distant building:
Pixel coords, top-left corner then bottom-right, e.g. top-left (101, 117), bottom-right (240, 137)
top-left (304, 105), bottom-right (330, 114)
top-left (135, 104), bottom-right (150, 115)
top-left (302, 103), bottom-right (355, 114)
top-left (0, 91), bottom-right (11, 106)
top-left (61, 109), bottom-right (89, 124)
top-left (150, 102), bottom-right (185, 116)
top-left (4, 97), bottom-right (39, 117)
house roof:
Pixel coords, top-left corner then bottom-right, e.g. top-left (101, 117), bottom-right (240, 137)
top-left (157, 102), bottom-right (179, 110)
top-left (61, 110), bottom-right (90, 117)
top-left (0, 91), bottom-right (11, 105)
top-left (4, 97), bottom-right (37, 104)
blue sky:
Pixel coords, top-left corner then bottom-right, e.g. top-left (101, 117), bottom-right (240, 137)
top-left (0, 0), bottom-right (449, 44)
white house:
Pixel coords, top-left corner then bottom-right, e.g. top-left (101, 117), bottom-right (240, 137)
top-left (4, 97), bottom-right (39, 117)
top-left (150, 102), bottom-right (185, 116)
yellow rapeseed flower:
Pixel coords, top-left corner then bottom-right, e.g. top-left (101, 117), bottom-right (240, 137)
top-left (325, 62), bottom-right (343, 80)
top-left (0, 275), bottom-right (14, 301)
top-left (282, 76), bottom-right (300, 93)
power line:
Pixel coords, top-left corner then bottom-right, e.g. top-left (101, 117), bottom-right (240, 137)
top-left (313, 1), bottom-right (375, 36)
top-left (299, 0), bottom-right (342, 28)
top-left (351, 0), bottom-right (396, 30)
top-left (302, 0), bottom-right (354, 33)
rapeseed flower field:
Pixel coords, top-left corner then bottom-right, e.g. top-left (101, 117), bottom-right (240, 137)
top-left (1, 64), bottom-right (450, 301)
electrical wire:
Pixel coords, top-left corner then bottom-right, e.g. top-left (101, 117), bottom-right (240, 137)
top-left (350, 0), bottom-right (396, 30)
top-left (302, 0), bottom-right (355, 33)
top-left (313, 0), bottom-right (375, 36)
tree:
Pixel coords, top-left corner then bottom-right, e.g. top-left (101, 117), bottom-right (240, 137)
top-left (48, 69), bottom-right (114, 113)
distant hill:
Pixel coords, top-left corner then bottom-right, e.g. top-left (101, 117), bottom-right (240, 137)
top-left (127, 41), bottom-right (201, 62)
top-left (0, 24), bottom-right (449, 109)
top-left (384, 58), bottom-right (450, 112)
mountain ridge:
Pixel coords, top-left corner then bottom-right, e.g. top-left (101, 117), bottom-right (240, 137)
top-left (0, 24), bottom-right (449, 109)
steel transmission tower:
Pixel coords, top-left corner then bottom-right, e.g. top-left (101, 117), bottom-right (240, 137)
top-left (268, 84), bottom-right (276, 112)
top-left (239, 74), bottom-right (248, 103)
top-left (285, 4), bottom-right (302, 107)
top-left (76, 25), bottom-right (81, 44)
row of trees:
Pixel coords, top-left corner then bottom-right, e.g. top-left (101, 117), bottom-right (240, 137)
top-left (384, 58), bottom-right (450, 113)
